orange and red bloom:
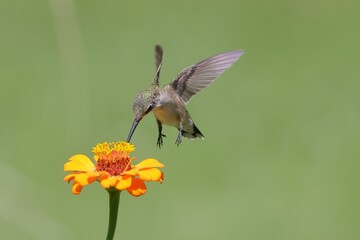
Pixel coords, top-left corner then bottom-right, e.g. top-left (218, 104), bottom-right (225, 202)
top-left (64, 142), bottom-right (164, 197)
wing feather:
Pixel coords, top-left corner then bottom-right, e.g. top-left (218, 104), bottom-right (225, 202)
top-left (171, 50), bottom-right (244, 103)
top-left (152, 45), bottom-right (163, 85)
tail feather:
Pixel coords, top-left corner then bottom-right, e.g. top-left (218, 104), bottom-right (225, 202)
top-left (181, 124), bottom-right (204, 139)
top-left (193, 124), bottom-right (204, 139)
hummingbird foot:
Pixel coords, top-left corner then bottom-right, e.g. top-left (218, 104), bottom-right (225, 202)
top-left (157, 133), bottom-right (166, 148)
top-left (175, 130), bottom-right (182, 146)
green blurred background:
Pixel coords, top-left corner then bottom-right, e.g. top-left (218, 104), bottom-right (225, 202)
top-left (1, 0), bottom-right (359, 239)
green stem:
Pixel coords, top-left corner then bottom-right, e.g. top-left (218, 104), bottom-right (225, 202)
top-left (106, 189), bottom-right (121, 240)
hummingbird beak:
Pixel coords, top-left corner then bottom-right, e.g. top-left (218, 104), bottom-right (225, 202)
top-left (127, 119), bottom-right (140, 143)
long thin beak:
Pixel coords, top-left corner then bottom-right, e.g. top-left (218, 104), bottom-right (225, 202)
top-left (127, 119), bottom-right (140, 142)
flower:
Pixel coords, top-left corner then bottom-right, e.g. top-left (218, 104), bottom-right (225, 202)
top-left (64, 142), bottom-right (164, 197)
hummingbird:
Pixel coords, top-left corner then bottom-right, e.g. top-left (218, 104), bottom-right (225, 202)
top-left (127, 45), bottom-right (244, 147)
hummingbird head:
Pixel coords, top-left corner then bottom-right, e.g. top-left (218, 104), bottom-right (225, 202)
top-left (127, 89), bottom-right (158, 142)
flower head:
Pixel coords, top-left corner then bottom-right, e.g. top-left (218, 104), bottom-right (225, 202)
top-left (64, 142), bottom-right (164, 197)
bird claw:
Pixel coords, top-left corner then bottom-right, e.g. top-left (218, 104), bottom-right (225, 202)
top-left (157, 133), bottom-right (166, 148)
top-left (175, 132), bottom-right (182, 146)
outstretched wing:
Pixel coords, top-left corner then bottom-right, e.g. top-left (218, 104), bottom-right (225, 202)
top-left (170, 50), bottom-right (244, 103)
top-left (152, 45), bottom-right (163, 85)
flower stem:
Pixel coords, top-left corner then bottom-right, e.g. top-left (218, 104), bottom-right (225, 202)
top-left (106, 189), bottom-right (121, 240)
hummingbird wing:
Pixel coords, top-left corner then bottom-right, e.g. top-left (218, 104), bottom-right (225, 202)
top-left (152, 45), bottom-right (163, 86)
top-left (170, 50), bottom-right (244, 103)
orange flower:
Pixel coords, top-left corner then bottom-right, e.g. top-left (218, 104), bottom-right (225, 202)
top-left (64, 142), bottom-right (164, 197)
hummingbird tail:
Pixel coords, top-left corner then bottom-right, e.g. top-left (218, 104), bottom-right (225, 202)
top-left (193, 125), bottom-right (205, 139)
top-left (181, 124), bottom-right (204, 139)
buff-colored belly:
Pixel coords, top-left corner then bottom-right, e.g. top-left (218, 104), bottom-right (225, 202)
top-left (153, 105), bottom-right (180, 127)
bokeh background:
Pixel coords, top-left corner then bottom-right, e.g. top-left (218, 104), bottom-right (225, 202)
top-left (1, 0), bottom-right (359, 239)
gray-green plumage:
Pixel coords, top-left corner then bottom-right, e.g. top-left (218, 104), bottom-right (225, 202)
top-left (127, 45), bottom-right (244, 147)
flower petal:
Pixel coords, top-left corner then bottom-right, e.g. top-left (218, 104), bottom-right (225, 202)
top-left (159, 172), bottom-right (164, 182)
top-left (109, 177), bottom-right (118, 187)
top-left (64, 173), bottom-right (77, 183)
top-left (100, 176), bottom-right (118, 189)
top-left (122, 167), bottom-right (139, 176)
top-left (72, 182), bottom-right (83, 194)
top-left (64, 154), bottom-right (95, 172)
top-left (135, 158), bottom-right (164, 170)
top-left (100, 176), bottom-right (111, 189)
top-left (127, 178), bottom-right (147, 197)
top-left (115, 175), bottom-right (132, 190)
top-left (138, 168), bottom-right (163, 181)
top-left (74, 173), bottom-right (99, 186)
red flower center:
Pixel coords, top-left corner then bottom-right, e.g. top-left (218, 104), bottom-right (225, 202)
top-left (95, 151), bottom-right (131, 176)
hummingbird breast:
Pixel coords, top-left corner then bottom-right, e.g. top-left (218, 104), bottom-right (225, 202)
top-left (152, 87), bottom-right (185, 128)
top-left (153, 103), bottom-right (181, 127)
